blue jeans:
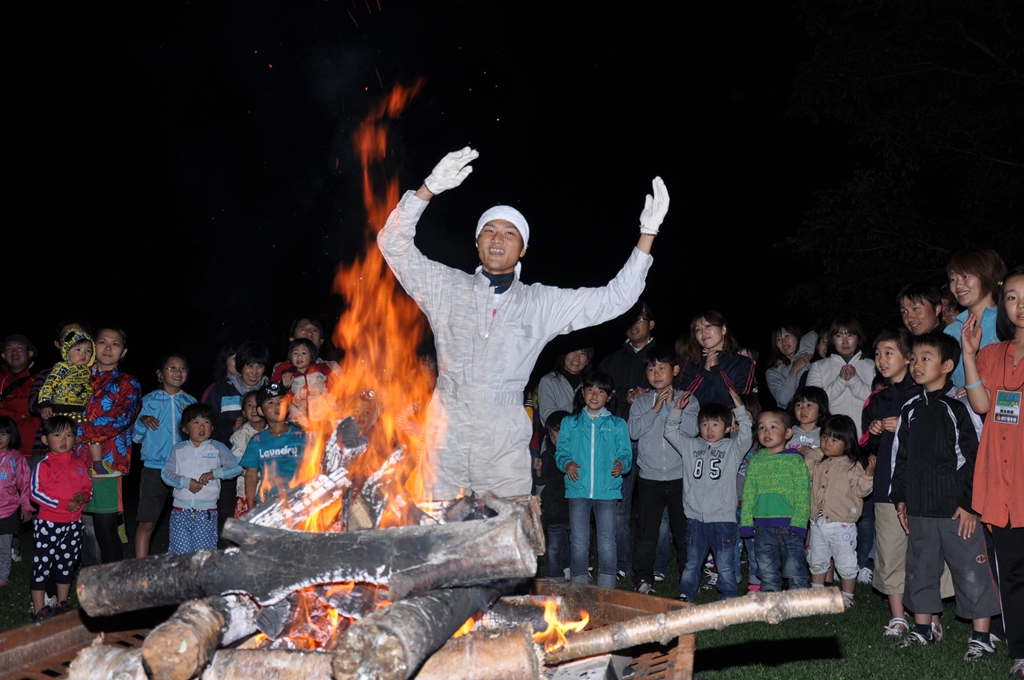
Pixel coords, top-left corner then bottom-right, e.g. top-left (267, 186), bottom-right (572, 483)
top-left (735, 506), bottom-right (759, 586)
top-left (545, 523), bottom-right (571, 578)
top-left (615, 443), bottom-right (638, 574)
top-left (754, 526), bottom-right (809, 591)
top-left (655, 507), bottom-right (671, 576)
top-left (569, 498), bottom-right (618, 589)
top-left (679, 520), bottom-right (738, 602)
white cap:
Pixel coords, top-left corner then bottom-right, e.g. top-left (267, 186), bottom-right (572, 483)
top-left (475, 205), bottom-right (530, 249)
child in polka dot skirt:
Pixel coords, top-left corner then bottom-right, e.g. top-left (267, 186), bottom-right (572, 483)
top-left (29, 416), bottom-right (92, 619)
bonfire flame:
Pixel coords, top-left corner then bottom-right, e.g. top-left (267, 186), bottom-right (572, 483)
top-left (534, 599), bottom-right (589, 653)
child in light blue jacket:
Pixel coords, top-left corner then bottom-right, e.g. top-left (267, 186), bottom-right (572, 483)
top-left (556, 372), bottom-right (632, 588)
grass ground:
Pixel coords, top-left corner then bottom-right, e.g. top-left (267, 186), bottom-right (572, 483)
top-left (2, 491), bottom-right (1015, 679)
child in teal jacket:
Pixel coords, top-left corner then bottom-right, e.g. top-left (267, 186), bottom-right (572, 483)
top-left (555, 372), bottom-right (631, 588)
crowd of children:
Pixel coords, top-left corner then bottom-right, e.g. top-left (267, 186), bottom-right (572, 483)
top-left (0, 252), bottom-right (1021, 675)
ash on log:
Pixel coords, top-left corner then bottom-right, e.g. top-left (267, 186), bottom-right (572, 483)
top-left (415, 623), bottom-right (542, 680)
top-left (77, 493), bottom-right (541, 616)
top-left (68, 636), bottom-right (147, 680)
top-left (545, 587), bottom-right (846, 665)
top-left (140, 596), bottom-right (258, 680)
top-left (200, 649), bottom-right (333, 680)
top-left (332, 586), bottom-right (501, 680)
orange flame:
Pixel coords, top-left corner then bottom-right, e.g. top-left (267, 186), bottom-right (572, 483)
top-left (273, 80), bottom-right (438, 531)
top-left (533, 599), bottom-right (589, 653)
top-left (452, 615), bottom-right (476, 639)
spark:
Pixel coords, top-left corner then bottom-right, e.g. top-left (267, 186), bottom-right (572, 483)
top-left (348, 10), bottom-right (358, 27)
top-left (375, 68), bottom-right (383, 89)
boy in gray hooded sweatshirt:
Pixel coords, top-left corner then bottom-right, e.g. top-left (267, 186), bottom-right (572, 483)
top-left (628, 348), bottom-right (699, 594)
top-left (665, 387), bottom-right (752, 602)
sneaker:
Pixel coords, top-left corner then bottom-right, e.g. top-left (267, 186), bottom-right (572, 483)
top-left (747, 584), bottom-right (761, 593)
top-left (55, 601), bottom-right (74, 615)
top-left (564, 568), bottom-right (571, 581)
top-left (1009, 659), bottom-right (1023, 676)
top-left (931, 621), bottom-right (944, 643)
top-left (11, 547), bottom-right (21, 562)
top-left (857, 567), bottom-right (874, 584)
top-left (896, 631), bottom-right (934, 649)
top-left (841, 593), bottom-right (856, 609)
top-left (635, 580), bottom-right (654, 595)
top-left (30, 606), bottom-right (53, 622)
top-left (702, 565), bottom-right (718, 589)
top-left (990, 633), bottom-right (1003, 646)
top-left (653, 572), bottom-right (666, 583)
top-left (28, 594), bottom-right (58, 614)
top-left (678, 593), bottom-right (689, 602)
top-left (616, 570), bottom-right (627, 582)
top-left (884, 618), bottom-right (910, 638)
top-left (965, 638), bottom-right (996, 661)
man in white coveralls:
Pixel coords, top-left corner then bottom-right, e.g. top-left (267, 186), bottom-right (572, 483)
top-left (377, 148), bottom-right (669, 499)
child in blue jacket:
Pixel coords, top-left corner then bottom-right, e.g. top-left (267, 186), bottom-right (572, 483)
top-left (556, 372), bottom-right (632, 589)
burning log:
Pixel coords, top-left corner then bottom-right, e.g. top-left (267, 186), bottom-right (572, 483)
top-left (68, 636), bottom-right (147, 680)
top-left (140, 596), bottom-right (258, 680)
top-left (200, 649), bottom-right (333, 680)
top-left (477, 596), bottom-right (553, 632)
top-left (346, 447), bottom-right (434, 531)
top-left (545, 587), bottom-right (846, 665)
top-left (77, 494), bottom-right (540, 615)
top-left (415, 623), bottom-right (542, 680)
top-left (244, 418), bottom-right (365, 531)
top-left (332, 586), bottom-right (500, 680)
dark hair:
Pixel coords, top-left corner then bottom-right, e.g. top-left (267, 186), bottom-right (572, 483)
top-left (288, 337), bottom-right (319, 362)
top-left (769, 324), bottom-right (804, 368)
top-left (159, 353), bottom-right (189, 371)
top-left (0, 416), bottom-right (22, 451)
top-left (758, 408), bottom-right (793, 431)
top-left (256, 382), bottom-right (288, 409)
top-left (95, 327), bottom-right (128, 349)
top-left (552, 346), bottom-right (594, 373)
top-left (820, 415), bottom-right (862, 466)
top-left (289, 317), bottom-right (325, 341)
top-left (680, 311), bottom-right (740, 365)
top-left (242, 390), bottom-right (259, 407)
top-left (645, 347), bottom-right (678, 368)
top-left (912, 332), bottom-right (961, 368)
top-left (811, 327), bottom-right (830, 362)
top-left (872, 327), bottom-right (912, 361)
top-left (996, 264), bottom-right (1024, 342)
top-left (698, 403), bottom-right (732, 428)
top-left (53, 320), bottom-right (91, 344)
top-left (179, 403), bottom-right (217, 438)
top-left (546, 410), bottom-right (570, 435)
top-left (739, 393), bottom-right (762, 424)
top-left (825, 316), bottom-right (865, 356)
top-left (947, 249), bottom-right (1007, 300)
top-left (790, 386), bottom-right (831, 427)
top-left (896, 283), bottom-right (943, 310)
top-left (41, 416), bottom-right (76, 438)
top-left (212, 343), bottom-right (238, 382)
top-left (235, 341), bottom-right (270, 373)
top-left (573, 371), bottom-right (618, 414)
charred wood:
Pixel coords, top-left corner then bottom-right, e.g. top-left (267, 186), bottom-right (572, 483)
top-left (77, 497), bottom-right (540, 615)
top-left (332, 586), bottom-right (500, 680)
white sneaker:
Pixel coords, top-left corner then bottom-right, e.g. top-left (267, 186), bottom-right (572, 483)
top-left (653, 571), bottom-right (666, 583)
top-left (883, 618), bottom-right (909, 637)
top-left (1009, 658), bottom-right (1023, 676)
top-left (563, 567), bottom-right (571, 581)
top-left (11, 547), bottom-right (21, 562)
top-left (964, 637), bottom-right (995, 661)
top-left (857, 567), bottom-right (874, 584)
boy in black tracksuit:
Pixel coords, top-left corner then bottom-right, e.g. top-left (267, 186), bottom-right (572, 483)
top-left (890, 333), bottom-right (1000, 660)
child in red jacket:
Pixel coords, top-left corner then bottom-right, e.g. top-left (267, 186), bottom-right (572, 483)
top-left (30, 416), bottom-right (91, 619)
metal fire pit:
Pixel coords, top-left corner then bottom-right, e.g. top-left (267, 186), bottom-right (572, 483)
top-left (0, 582), bottom-right (694, 680)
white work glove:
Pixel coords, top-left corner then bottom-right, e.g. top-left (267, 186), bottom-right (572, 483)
top-left (423, 147), bottom-right (479, 195)
top-left (639, 177), bottom-right (669, 235)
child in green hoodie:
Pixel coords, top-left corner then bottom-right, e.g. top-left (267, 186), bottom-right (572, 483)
top-left (739, 409), bottom-right (810, 592)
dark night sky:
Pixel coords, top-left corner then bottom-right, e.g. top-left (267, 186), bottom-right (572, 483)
top-left (13, 1), bottom-right (847, 392)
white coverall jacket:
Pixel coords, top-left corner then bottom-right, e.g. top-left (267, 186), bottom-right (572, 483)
top-left (378, 190), bottom-right (653, 498)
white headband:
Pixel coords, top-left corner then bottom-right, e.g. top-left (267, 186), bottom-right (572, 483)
top-left (475, 205), bottom-right (530, 249)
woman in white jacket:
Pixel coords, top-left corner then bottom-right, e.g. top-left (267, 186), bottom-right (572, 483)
top-left (805, 317), bottom-right (876, 438)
